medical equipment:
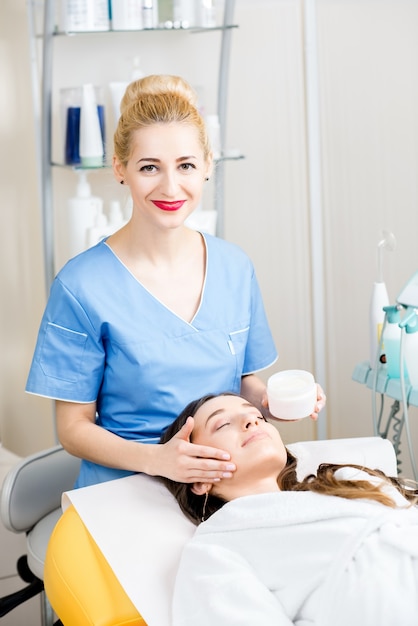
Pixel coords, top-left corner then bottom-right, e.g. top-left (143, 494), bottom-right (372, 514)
top-left (382, 305), bottom-right (404, 378)
top-left (369, 231), bottom-right (395, 367)
top-left (370, 269), bottom-right (418, 480)
top-left (399, 310), bottom-right (418, 387)
top-left (397, 269), bottom-right (418, 308)
top-left (397, 272), bottom-right (418, 479)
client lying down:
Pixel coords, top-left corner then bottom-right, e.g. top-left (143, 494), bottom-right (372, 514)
top-left (160, 392), bottom-right (418, 626)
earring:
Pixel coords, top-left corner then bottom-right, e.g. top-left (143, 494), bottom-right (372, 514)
top-left (201, 491), bottom-right (209, 522)
top-left (205, 177), bottom-right (210, 182)
top-left (120, 180), bottom-right (124, 185)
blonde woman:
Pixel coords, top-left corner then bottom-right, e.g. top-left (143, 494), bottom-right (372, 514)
top-left (27, 75), bottom-right (322, 488)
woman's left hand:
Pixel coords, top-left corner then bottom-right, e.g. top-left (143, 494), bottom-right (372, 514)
top-left (261, 383), bottom-right (326, 422)
top-left (310, 384), bottom-right (326, 421)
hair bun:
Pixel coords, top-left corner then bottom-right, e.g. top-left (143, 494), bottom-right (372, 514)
top-left (120, 74), bottom-right (198, 114)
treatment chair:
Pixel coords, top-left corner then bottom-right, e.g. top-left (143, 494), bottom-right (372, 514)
top-left (0, 445), bottom-right (80, 625)
top-left (44, 436), bottom-right (397, 626)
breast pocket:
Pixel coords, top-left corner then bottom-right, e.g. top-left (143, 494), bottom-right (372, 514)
top-left (228, 326), bottom-right (250, 356)
top-left (228, 327), bottom-right (250, 387)
top-left (39, 322), bottom-right (88, 382)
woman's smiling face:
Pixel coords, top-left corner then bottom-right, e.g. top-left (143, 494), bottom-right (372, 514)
top-left (191, 395), bottom-right (288, 500)
top-left (115, 122), bottom-right (211, 230)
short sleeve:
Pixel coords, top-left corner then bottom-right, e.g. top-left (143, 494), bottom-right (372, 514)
top-left (242, 267), bottom-right (278, 374)
top-left (25, 277), bottom-right (105, 402)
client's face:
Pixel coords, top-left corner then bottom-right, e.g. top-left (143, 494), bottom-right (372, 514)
top-left (191, 395), bottom-right (287, 499)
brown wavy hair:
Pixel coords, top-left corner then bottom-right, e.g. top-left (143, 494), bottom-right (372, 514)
top-left (159, 393), bottom-right (418, 525)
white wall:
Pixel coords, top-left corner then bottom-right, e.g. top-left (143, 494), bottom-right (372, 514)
top-left (0, 0), bottom-right (55, 455)
top-left (225, 0), bottom-right (418, 474)
top-left (1, 0), bottom-right (417, 476)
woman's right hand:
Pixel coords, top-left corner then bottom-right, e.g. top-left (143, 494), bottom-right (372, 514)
top-left (150, 417), bottom-right (236, 484)
top-left (56, 401), bottom-right (236, 483)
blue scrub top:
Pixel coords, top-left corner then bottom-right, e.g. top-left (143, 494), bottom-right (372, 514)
top-left (26, 233), bottom-right (277, 487)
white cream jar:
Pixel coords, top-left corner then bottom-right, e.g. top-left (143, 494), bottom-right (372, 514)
top-left (267, 370), bottom-right (316, 420)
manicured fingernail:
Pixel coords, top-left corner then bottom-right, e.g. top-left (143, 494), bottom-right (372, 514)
top-left (222, 454), bottom-right (230, 460)
top-left (225, 463), bottom-right (235, 471)
top-left (222, 472), bottom-right (233, 478)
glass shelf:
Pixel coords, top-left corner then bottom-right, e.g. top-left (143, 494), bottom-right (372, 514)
top-left (39, 24), bottom-right (238, 38)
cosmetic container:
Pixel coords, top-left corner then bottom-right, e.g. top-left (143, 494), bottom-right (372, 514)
top-left (110, 0), bottom-right (143, 30)
top-left (173, 0), bottom-right (196, 28)
top-left (79, 84), bottom-right (105, 167)
top-left (60, 0), bottom-right (110, 32)
top-left (62, 86), bottom-right (105, 165)
top-left (198, 0), bottom-right (216, 27)
top-left (267, 370), bottom-right (317, 420)
top-left (142, 0), bottom-right (158, 29)
top-left (108, 200), bottom-right (127, 234)
top-left (108, 81), bottom-right (129, 128)
top-left (67, 170), bottom-right (103, 258)
top-left (86, 204), bottom-right (109, 248)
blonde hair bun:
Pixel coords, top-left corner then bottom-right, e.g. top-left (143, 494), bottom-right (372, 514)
top-left (114, 74), bottom-right (211, 166)
top-left (120, 74), bottom-right (198, 114)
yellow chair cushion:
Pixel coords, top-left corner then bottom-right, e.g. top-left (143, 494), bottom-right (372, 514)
top-left (44, 505), bottom-right (146, 626)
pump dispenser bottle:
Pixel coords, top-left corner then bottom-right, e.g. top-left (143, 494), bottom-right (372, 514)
top-left (67, 170), bottom-right (103, 258)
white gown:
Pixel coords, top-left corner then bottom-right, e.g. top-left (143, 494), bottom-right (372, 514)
top-left (173, 470), bottom-right (418, 626)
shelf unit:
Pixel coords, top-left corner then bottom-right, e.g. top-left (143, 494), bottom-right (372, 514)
top-left (28, 0), bottom-right (239, 292)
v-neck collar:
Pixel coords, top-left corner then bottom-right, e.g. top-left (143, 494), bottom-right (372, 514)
top-left (103, 233), bottom-right (208, 327)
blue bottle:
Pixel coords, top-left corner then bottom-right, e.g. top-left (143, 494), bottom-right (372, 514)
top-left (65, 103), bottom-right (105, 166)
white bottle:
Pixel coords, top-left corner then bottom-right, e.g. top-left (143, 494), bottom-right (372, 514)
top-left (61, 0), bottom-right (110, 32)
top-left (198, 0), bottom-right (216, 28)
top-left (108, 81), bottom-right (129, 127)
top-left (369, 281), bottom-right (389, 368)
top-left (402, 310), bottom-right (418, 387)
top-left (142, 0), bottom-right (158, 29)
top-left (67, 170), bottom-right (103, 258)
top-left (107, 200), bottom-right (127, 234)
top-left (86, 204), bottom-right (109, 247)
top-left (79, 84), bottom-right (104, 168)
top-left (110, 0), bottom-right (143, 30)
top-left (173, 0), bottom-right (196, 28)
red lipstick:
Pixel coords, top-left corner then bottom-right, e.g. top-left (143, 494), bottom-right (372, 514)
top-left (151, 200), bottom-right (186, 212)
